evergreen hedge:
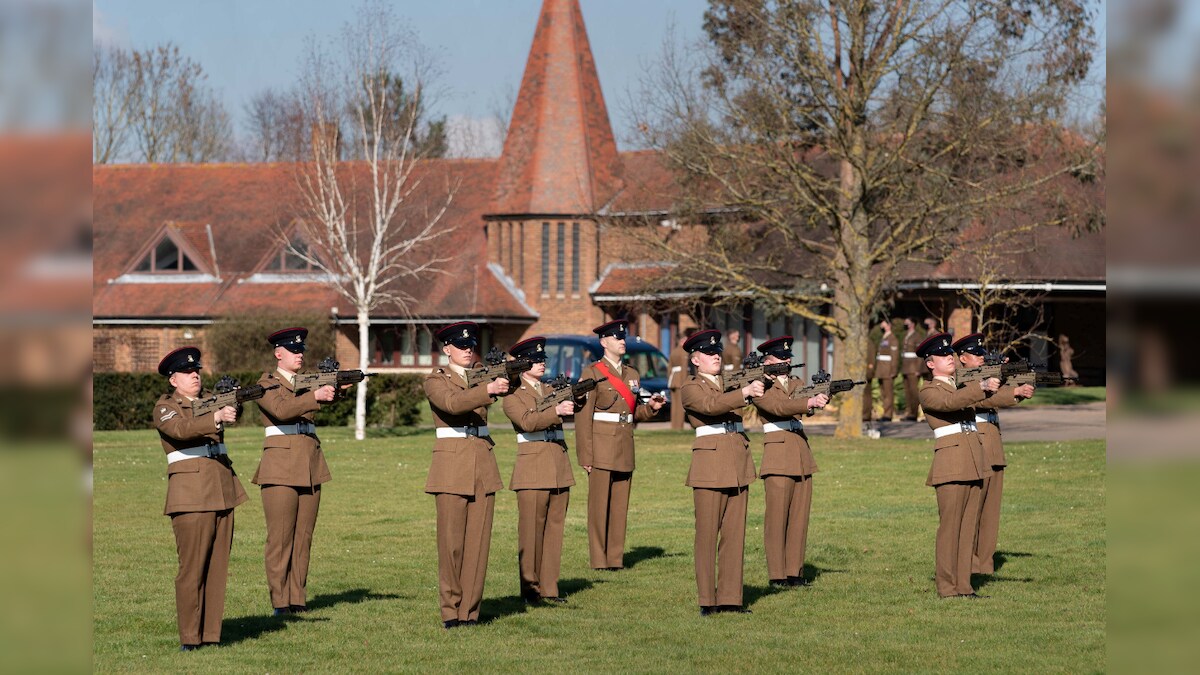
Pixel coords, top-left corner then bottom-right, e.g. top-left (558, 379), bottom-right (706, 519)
top-left (93, 372), bottom-right (425, 431)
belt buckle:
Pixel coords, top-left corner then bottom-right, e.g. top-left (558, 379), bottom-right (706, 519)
top-left (204, 441), bottom-right (219, 458)
top-left (723, 421), bottom-right (737, 433)
top-left (465, 426), bottom-right (479, 437)
top-left (619, 413), bottom-right (631, 424)
top-left (961, 420), bottom-right (977, 433)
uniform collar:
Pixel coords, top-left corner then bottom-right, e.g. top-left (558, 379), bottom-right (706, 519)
top-left (521, 373), bottom-right (542, 391)
top-left (935, 375), bottom-right (955, 386)
top-left (699, 372), bottom-right (721, 387)
top-left (276, 367), bottom-right (296, 386)
top-left (603, 355), bottom-right (623, 374)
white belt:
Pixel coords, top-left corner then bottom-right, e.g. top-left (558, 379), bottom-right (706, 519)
top-left (593, 412), bottom-right (633, 423)
top-left (876, 355), bottom-right (893, 361)
top-left (903, 352), bottom-right (918, 358)
top-left (166, 442), bottom-right (228, 464)
top-left (762, 420), bottom-right (804, 434)
top-left (975, 412), bottom-right (1000, 426)
top-left (436, 425), bottom-right (490, 439)
top-left (265, 421), bottom-right (317, 437)
top-left (695, 422), bottom-right (745, 437)
top-left (933, 421), bottom-right (978, 438)
top-left (516, 429), bottom-right (565, 443)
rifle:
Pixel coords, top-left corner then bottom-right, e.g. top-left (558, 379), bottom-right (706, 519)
top-left (193, 376), bottom-right (280, 417)
top-left (790, 369), bottom-right (866, 415)
top-left (464, 347), bottom-right (533, 388)
top-left (955, 351), bottom-right (1030, 388)
top-left (535, 376), bottom-right (598, 412)
top-left (294, 357), bottom-right (376, 395)
top-left (723, 352), bottom-right (805, 393)
top-left (1004, 367), bottom-right (1079, 388)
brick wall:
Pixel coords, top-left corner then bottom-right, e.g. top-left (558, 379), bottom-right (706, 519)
top-left (92, 326), bottom-right (209, 372)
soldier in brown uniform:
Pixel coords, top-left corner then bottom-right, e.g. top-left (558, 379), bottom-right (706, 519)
top-left (862, 329), bottom-right (878, 422)
top-left (574, 319), bottom-right (664, 571)
top-left (722, 329), bottom-right (744, 372)
top-left (667, 331), bottom-right (691, 430)
top-left (901, 317), bottom-right (923, 421)
top-left (502, 337), bottom-right (577, 604)
top-left (751, 336), bottom-right (828, 588)
top-left (153, 347), bottom-right (248, 651)
top-left (916, 332), bottom-right (1001, 598)
top-left (253, 327), bottom-right (338, 616)
top-left (424, 321), bottom-right (512, 628)
top-left (679, 329), bottom-right (764, 615)
top-left (875, 318), bottom-right (901, 421)
top-left (951, 333), bottom-right (1035, 575)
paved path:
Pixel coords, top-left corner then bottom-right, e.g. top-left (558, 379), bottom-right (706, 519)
top-left (632, 403), bottom-right (1105, 442)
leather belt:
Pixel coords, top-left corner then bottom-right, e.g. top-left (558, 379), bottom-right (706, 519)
top-left (265, 421), bottom-right (317, 437)
top-left (975, 412), bottom-right (1000, 426)
top-left (516, 429), bottom-right (565, 443)
top-left (695, 421), bottom-right (745, 437)
top-left (166, 442), bottom-right (228, 464)
top-left (436, 425), bottom-right (490, 439)
top-left (593, 412), bottom-right (632, 423)
top-left (933, 421), bottom-right (978, 438)
top-left (762, 420), bottom-right (804, 434)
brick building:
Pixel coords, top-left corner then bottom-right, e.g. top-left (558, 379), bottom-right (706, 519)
top-left (93, 0), bottom-right (1105, 382)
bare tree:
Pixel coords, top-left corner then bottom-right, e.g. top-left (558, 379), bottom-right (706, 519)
top-left (93, 45), bottom-right (139, 163)
top-left (290, 0), bottom-right (460, 440)
top-left (625, 0), bottom-right (1101, 436)
top-left (243, 88), bottom-right (311, 161)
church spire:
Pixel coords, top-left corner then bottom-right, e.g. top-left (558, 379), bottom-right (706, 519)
top-left (490, 0), bottom-right (623, 216)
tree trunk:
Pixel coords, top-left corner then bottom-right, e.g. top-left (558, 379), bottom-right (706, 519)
top-left (355, 308), bottom-right (369, 441)
top-left (833, 295), bottom-right (869, 439)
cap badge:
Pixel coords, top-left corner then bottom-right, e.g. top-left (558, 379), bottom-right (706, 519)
top-left (461, 329), bottom-right (469, 338)
top-left (187, 354), bottom-right (194, 362)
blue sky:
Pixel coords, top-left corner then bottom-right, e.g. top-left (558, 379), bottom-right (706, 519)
top-left (94, 1), bottom-right (1107, 155)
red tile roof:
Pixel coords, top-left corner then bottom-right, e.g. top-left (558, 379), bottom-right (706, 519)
top-left (94, 158), bottom-right (538, 322)
top-left (490, 0), bottom-right (623, 216)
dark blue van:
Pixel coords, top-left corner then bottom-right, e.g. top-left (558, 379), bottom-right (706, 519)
top-left (541, 334), bottom-right (671, 418)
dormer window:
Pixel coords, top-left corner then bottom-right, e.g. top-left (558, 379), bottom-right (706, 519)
top-left (134, 236), bottom-right (200, 272)
top-left (266, 238), bottom-right (319, 272)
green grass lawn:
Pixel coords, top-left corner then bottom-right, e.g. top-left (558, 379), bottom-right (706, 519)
top-left (94, 427), bottom-right (1104, 673)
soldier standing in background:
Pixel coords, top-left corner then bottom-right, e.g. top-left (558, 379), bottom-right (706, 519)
top-left (254, 327), bottom-right (337, 616)
top-left (667, 330), bottom-right (692, 430)
top-left (680, 329), bottom-right (763, 615)
top-left (153, 347), bottom-right (247, 651)
top-left (574, 319), bottom-right (664, 571)
top-left (875, 318), bottom-right (901, 421)
top-left (424, 321), bottom-right (512, 628)
top-left (901, 317), bottom-right (923, 421)
top-left (723, 329), bottom-right (744, 372)
top-left (503, 336), bottom-right (576, 605)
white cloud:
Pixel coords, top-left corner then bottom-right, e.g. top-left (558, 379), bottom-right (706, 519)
top-left (445, 115), bottom-right (505, 158)
top-left (92, 1), bottom-right (127, 47)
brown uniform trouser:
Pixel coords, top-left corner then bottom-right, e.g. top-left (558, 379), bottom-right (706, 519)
top-left (587, 468), bottom-right (632, 569)
top-left (261, 484), bottom-right (321, 610)
top-left (903, 374), bottom-right (920, 419)
top-left (934, 480), bottom-right (984, 597)
top-left (434, 490), bottom-right (496, 622)
top-left (171, 509), bottom-right (234, 645)
top-left (693, 486), bottom-right (748, 607)
top-left (516, 488), bottom-right (570, 599)
top-left (973, 468), bottom-right (1004, 574)
top-left (877, 376), bottom-right (896, 420)
top-left (763, 475), bottom-right (812, 581)
top-left (669, 390), bottom-right (685, 429)
top-left (861, 379), bottom-right (874, 421)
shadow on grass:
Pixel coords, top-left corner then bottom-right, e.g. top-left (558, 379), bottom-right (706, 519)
top-left (307, 587), bottom-right (405, 611)
top-left (744, 583), bottom-right (788, 609)
top-left (801, 563), bottom-right (845, 585)
top-left (972, 573), bottom-right (1034, 590)
top-left (992, 550), bottom-right (1033, 573)
top-left (623, 545), bottom-right (678, 569)
top-left (479, 578), bottom-right (600, 624)
top-left (221, 614), bottom-right (330, 646)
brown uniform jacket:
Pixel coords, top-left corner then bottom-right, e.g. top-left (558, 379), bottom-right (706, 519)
top-left (155, 393), bottom-right (248, 516)
top-left (253, 371), bottom-right (332, 487)
top-left (876, 333), bottom-right (900, 378)
top-left (574, 361), bottom-right (655, 471)
top-left (667, 347), bottom-right (689, 390)
top-left (901, 331), bottom-right (922, 375)
top-left (974, 385), bottom-right (1020, 468)
top-left (918, 379), bottom-right (994, 487)
top-left (722, 344), bottom-right (744, 371)
top-left (423, 367), bottom-right (504, 496)
top-left (503, 377), bottom-right (576, 491)
top-left (753, 377), bottom-right (818, 478)
top-left (864, 337), bottom-right (878, 379)
top-left (679, 375), bottom-right (757, 489)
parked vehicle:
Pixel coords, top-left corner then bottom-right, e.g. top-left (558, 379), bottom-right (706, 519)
top-left (541, 334), bottom-right (671, 419)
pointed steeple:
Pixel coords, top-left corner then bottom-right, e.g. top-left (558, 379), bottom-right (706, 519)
top-left (490, 0), bottom-right (623, 215)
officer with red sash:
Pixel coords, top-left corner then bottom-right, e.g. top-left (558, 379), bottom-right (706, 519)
top-left (574, 319), bottom-right (665, 570)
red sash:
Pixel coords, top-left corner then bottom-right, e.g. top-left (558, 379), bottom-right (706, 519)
top-left (593, 360), bottom-right (637, 413)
